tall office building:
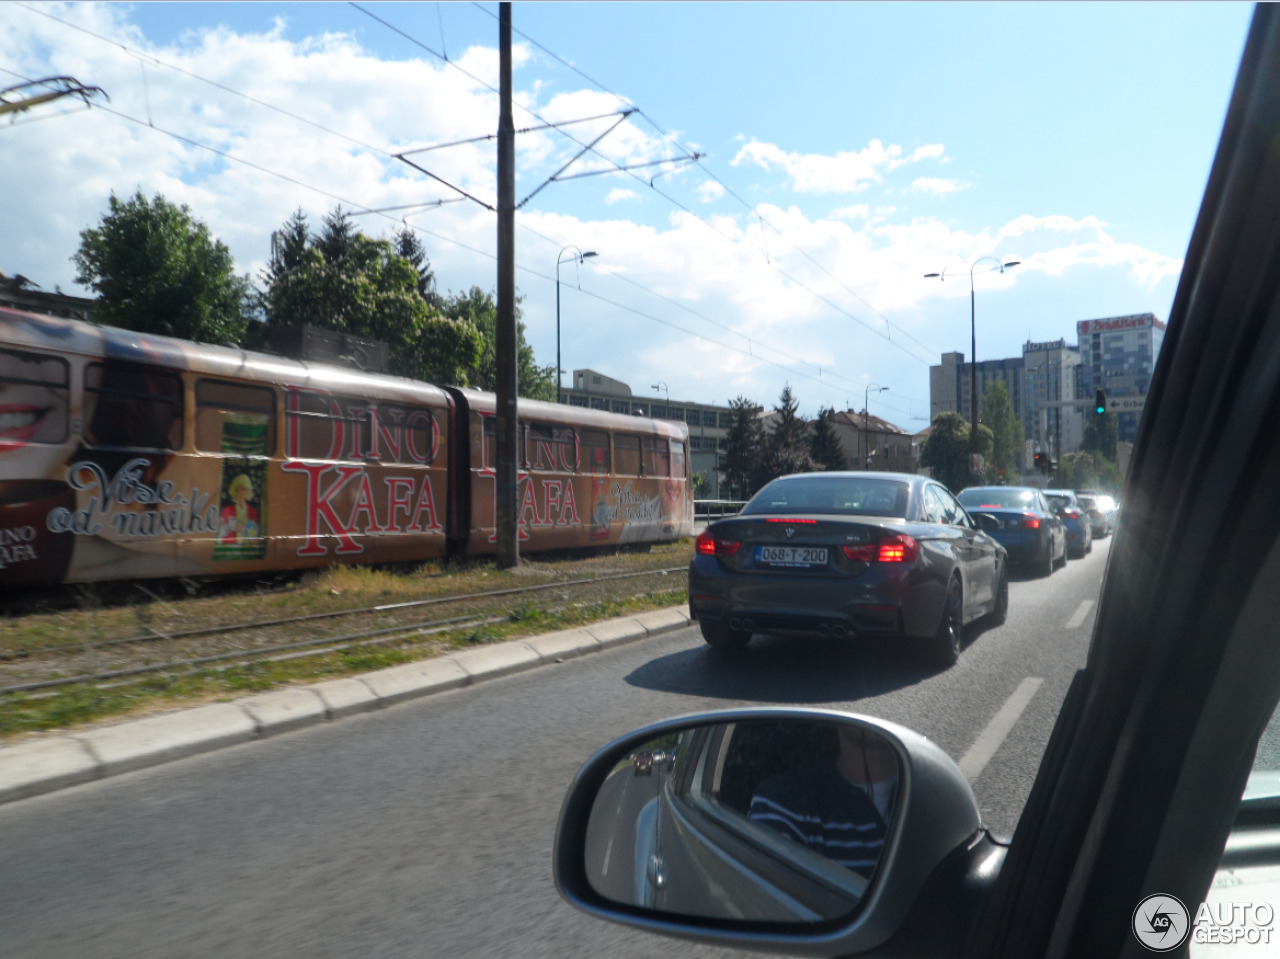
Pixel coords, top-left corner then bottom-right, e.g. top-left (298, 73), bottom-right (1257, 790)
top-left (1076, 314), bottom-right (1166, 443)
top-left (1022, 340), bottom-right (1082, 458)
top-left (929, 352), bottom-right (1025, 425)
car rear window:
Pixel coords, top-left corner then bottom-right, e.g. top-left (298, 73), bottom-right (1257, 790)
top-left (957, 488), bottom-right (1039, 510)
top-left (741, 477), bottom-right (910, 518)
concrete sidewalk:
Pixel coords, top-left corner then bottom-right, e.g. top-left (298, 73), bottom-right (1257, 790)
top-left (0, 605), bottom-right (691, 806)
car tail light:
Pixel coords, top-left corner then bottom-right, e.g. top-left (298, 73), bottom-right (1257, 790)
top-left (1023, 514), bottom-right (1041, 529)
top-left (695, 531), bottom-right (740, 556)
top-left (842, 544), bottom-right (875, 562)
top-left (764, 517), bottom-right (818, 524)
top-left (1064, 508), bottom-right (1080, 519)
top-left (876, 534), bottom-right (920, 563)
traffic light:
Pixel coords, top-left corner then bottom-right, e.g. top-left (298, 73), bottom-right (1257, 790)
top-left (1095, 389), bottom-right (1107, 415)
top-left (1034, 451), bottom-right (1046, 472)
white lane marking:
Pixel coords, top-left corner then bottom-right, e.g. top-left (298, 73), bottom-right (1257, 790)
top-left (602, 837), bottom-right (613, 877)
top-left (958, 677), bottom-right (1044, 782)
top-left (1065, 599), bottom-right (1095, 629)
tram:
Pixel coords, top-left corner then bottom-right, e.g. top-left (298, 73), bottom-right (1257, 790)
top-left (0, 307), bottom-right (692, 586)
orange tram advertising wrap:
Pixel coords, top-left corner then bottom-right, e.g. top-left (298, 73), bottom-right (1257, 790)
top-left (0, 307), bottom-right (694, 587)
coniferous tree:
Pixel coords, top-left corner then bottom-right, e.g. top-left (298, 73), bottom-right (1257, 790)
top-left (809, 406), bottom-right (847, 471)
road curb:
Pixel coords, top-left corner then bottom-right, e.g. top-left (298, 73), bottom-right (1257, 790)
top-left (0, 605), bottom-right (691, 807)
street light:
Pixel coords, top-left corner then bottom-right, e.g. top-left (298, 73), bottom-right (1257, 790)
top-left (651, 380), bottom-right (669, 414)
top-left (864, 384), bottom-right (889, 469)
top-left (924, 257), bottom-right (1020, 462)
top-left (556, 246), bottom-right (598, 404)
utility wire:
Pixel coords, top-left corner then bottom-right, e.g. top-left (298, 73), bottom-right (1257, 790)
top-left (17, 6), bottom-right (931, 412)
top-left (468, 2), bottom-right (939, 361)
top-left (357, 4), bottom-right (938, 371)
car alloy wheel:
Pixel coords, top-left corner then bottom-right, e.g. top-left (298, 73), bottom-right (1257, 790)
top-left (925, 576), bottom-right (963, 668)
top-left (991, 569), bottom-right (1009, 625)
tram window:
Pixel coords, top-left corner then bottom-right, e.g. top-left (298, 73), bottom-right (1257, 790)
top-left (397, 407), bottom-right (436, 465)
top-left (643, 436), bottom-right (670, 477)
top-left (671, 440), bottom-right (687, 479)
top-left (196, 380), bottom-right (275, 455)
top-left (524, 422), bottom-right (575, 471)
top-left (615, 434), bottom-right (641, 476)
top-left (481, 413), bottom-right (496, 468)
top-left (580, 429), bottom-right (610, 473)
top-left (287, 391), bottom-right (336, 460)
top-left (0, 347), bottom-right (68, 445)
top-left (84, 362), bottom-right (182, 451)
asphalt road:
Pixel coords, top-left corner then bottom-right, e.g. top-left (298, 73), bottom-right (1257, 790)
top-left (0, 539), bottom-right (1110, 959)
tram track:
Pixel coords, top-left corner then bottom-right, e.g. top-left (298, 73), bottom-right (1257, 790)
top-left (0, 566), bottom-right (687, 696)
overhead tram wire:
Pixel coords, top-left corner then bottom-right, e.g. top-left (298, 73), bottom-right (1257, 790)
top-left (14, 2), bottom-right (397, 161)
top-left (22, 4), bottom-right (929, 406)
top-left (466, 2), bottom-right (941, 363)
top-left (54, 97), bottom-right (868, 411)
top-left (353, 5), bottom-right (939, 372)
top-left (514, 217), bottom-right (923, 408)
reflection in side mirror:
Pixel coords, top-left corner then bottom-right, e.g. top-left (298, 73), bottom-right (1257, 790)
top-left (583, 719), bottom-right (901, 924)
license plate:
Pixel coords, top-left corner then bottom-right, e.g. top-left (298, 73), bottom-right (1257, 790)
top-left (756, 546), bottom-right (829, 567)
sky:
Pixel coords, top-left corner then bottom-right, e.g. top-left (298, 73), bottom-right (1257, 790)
top-left (0, 2), bottom-right (1255, 428)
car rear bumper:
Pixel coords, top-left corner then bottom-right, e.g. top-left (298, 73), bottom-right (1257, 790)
top-left (991, 530), bottom-right (1049, 567)
top-left (688, 557), bottom-right (942, 640)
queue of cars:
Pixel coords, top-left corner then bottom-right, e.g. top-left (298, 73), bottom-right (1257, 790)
top-left (687, 470), bottom-right (1115, 669)
top-left (561, 14), bottom-right (1280, 954)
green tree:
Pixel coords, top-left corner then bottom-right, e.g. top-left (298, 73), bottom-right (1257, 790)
top-left (979, 380), bottom-right (1024, 483)
top-left (259, 208), bottom-right (483, 386)
top-left (763, 384), bottom-right (816, 483)
top-left (722, 395), bottom-right (764, 500)
top-left (921, 412), bottom-right (993, 494)
top-left (392, 225), bottom-right (438, 305)
top-left (439, 286), bottom-right (557, 401)
top-left (809, 406), bottom-right (847, 471)
top-left (72, 189), bottom-right (254, 344)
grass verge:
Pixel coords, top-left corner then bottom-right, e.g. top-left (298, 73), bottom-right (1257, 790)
top-left (0, 583), bottom-right (688, 741)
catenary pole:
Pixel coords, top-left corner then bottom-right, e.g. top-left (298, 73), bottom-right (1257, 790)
top-left (495, 2), bottom-right (518, 568)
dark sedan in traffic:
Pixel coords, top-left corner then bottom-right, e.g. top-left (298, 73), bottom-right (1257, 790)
top-left (955, 486), bottom-right (1067, 577)
top-left (688, 472), bottom-right (1008, 667)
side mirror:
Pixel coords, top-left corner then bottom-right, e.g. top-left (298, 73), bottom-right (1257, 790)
top-left (972, 512), bottom-right (1002, 532)
top-left (554, 709), bottom-right (1004, 956)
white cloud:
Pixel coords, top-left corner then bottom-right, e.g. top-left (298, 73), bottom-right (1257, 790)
top-left (832, 204), bottom-right (870, 221)
top-left (909, 178), bottom-right (970, 195)
top-left (0, 5), bottom-right (1186, 424)
top-left (695, 180), bottom-right (725, 203)
top-left (888, 143), bottom-right (946, 170)
top-left (730, 139), bottom-right (949, 195)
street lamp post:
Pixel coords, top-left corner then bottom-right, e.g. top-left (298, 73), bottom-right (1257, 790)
top-left (925, 257), bottom-right (1020, 466)
top-left (651, 380), bottom-right (669, 416)
top-left (556, 246), bottom-right (598, 404)
top-left (864, 384), bottom-right (888, 469)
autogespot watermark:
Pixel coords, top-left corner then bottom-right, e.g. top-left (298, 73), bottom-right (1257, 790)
top-left (1133, 894), bottom-right (1276, 951)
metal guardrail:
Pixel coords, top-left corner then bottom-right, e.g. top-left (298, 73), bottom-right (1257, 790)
top-left (694, 499), bottom-right (747, 521)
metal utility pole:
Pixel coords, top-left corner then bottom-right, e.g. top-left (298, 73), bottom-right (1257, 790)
top-left (924, 257), bottom-right (1019, 469)
top-left (495, 2), bottom-right (519, 569)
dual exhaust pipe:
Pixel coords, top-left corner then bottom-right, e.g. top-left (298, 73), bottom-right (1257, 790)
top-left (728, 616), bottom-right (848, 639)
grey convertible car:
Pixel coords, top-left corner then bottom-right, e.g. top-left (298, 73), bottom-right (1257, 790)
top-left (688, 472), bottom-right (1008, 667)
